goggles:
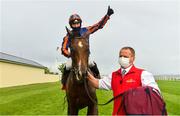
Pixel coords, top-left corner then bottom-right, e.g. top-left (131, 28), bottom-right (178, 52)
top-left (71, 19), bottom-right (81, 24)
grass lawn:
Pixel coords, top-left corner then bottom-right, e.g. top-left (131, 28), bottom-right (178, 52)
top-left (0, 82), bottom-right (113, 115)
top-left (0, 80), bottom-right (179, 115)
top-left (157, 80), bottom-right (180, 115)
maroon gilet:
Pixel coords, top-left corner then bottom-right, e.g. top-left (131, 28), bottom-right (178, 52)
top-left (111, 65), bottom-right (143, 115)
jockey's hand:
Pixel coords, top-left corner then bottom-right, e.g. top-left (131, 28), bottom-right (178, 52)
top-left (65, 49), bottom-right (71, 58)
top-left (107, 6), bottom-right (114, 16)
top-left (63, 51), bottom-right (71, 58)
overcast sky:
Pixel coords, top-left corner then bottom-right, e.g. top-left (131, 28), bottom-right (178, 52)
top-left (1, 0), bottom-right (180, 75)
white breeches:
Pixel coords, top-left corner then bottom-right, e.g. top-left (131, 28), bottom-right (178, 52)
top-left (65, 57), bottom-right (95, 70)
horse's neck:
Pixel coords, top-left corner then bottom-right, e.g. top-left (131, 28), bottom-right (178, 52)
top-left (72, 30), bottom-right (81, 37)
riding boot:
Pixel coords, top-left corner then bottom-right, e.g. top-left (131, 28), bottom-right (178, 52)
top-left (89, 62), bottom-right (101, 79)
top-left (61, 67), bottom-right (70, 90)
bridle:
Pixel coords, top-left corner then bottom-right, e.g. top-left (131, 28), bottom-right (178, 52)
top-left (71, 66), bottom-right (124, 107)
top-left (71, 67), bottom-right (81, 81)
top-left (72, 67), bottom-right (98, 104)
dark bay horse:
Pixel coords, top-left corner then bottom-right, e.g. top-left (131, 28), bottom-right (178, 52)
top-left (65, 27), bottom-right (98, 115)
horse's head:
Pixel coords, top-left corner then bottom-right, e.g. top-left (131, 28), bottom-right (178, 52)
top-left (66, 27), bottom-right (90, 82)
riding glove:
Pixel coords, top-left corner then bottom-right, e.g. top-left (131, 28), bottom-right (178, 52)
top-left (107, 6), bottom-right (114, 16)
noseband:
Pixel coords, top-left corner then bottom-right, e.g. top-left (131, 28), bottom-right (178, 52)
top-left (71, 67), bottom-right (88, 82)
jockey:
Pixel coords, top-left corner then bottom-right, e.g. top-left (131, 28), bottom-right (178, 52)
top-left (59, 6), bottom-right (114, 90)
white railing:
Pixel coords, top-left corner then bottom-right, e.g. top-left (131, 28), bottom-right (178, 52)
top-left (154, 75), bottom-right (180, 80)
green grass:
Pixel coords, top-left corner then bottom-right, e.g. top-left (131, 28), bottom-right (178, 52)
top-left (157, 80), bottom-right (180, 115)
top-left (0, 80), bottom-right (179, 115)
top-left (0, 82), bottom-right (113, 115)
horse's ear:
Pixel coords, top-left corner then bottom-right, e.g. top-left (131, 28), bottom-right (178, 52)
top-left (65, 26), bottom-right (72, 36)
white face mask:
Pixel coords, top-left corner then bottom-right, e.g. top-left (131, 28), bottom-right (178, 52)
top-left (118, 57), bottom-right (130, 68)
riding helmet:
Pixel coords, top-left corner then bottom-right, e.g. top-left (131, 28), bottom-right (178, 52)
top-left (69, 14), bottom-right (82, 26)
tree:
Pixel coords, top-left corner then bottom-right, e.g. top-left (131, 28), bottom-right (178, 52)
top-left (58, 63), bottom-right (65, 74)
top-left (45, 67), bottom-right (51, 74)
top-left (44, 67), bottom-right (55, 74)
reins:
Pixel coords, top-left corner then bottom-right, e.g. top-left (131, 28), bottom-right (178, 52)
top-left (84, 76), bottom-right (98, 105)
top-left (98, 92), bottom-right (124, 106)
top-left (83, 69), bottom-right (124, 106)
top-left (83, 72), bottom-right (126, 114)
top-left (70, 66), bottom-right (123, 107)
top-left (71, 67), bottom-right (80, 81)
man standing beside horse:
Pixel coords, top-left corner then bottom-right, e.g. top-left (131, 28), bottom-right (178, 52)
top-left (58, 6), bottom-right (114, 90)
top-left (87, 46), bottom-right (161, 115)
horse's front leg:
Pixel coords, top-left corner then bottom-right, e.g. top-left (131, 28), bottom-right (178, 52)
top-left (87, 104), bottom-right (98, 115)
top-left (67, 103), bottom-right (78, 115)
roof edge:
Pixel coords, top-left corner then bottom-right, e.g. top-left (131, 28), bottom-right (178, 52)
top-left (0, 59), bottom-right (46, 69)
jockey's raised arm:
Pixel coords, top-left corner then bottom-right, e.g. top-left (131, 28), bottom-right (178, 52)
top-left (58, 6), bottom-right (114, 91)
top-left (60, 6), bottom-right (114, 58)
top-left (86, 15), bottom-right (110, 34)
